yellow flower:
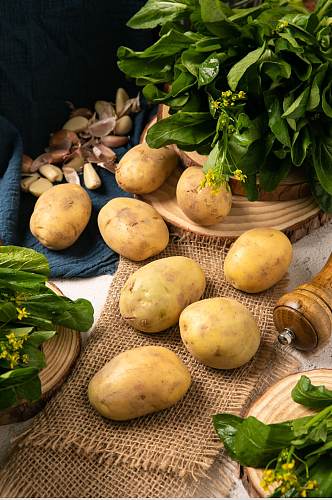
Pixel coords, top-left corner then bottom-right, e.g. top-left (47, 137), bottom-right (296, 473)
top-left (233, 169), bottom-right (247, 182)
top-left (282, 460), bottom-right (295, 471)
top-left (301, 490), bottom-right (307, 497)
top-left (238, 91), bottom-right (246, 99)
top-left (8, 352), bottom-right (20, 369)
top-left (22, 354), bottom-right (29, 364)
top-left (16, 307), bottom-right (29, 321)
top-left (211, 100), bottom-right (220, 110)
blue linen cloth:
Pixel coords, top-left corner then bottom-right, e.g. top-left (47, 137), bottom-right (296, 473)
top-left (0, 105), bottom-right (156, 278)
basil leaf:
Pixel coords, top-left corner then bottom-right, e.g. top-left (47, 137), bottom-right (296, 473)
top-left (0, 246), bottom-right (49, 277)
top-left (228, 45), bottom-right (266, 91)
top-left (292, 375), bottom-right (332, 409)
top-left (127, 0), bottom-right (195, 29)
top-left (146, 112), bottom-right (215, 149)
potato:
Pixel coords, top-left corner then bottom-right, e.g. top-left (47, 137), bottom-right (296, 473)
top-left (88, 346), bottom-right (191, 421)
top-left (30, 184), bottom-right (92, 250)
top-left (224, 228), bottom-right (293, 293)
top-left (180, 297), bottom-right (260, 369)
top-left (120, 256), bottom-right (206, 333)
top-left (176, 167), bottom-right (232, 226)
top-left (115, 143), bottom-right (178, 194)
top-left (98, 198), bottom-right (169, 261)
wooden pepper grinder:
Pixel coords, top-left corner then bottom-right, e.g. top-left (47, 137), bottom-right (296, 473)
top-left (273, 252), bottom-right (332, 351)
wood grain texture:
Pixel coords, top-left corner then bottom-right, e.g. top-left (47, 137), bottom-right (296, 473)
top-left (244, 369), bottom-right (332, 498)
top-left (0, 282), bottom-right (81, 425)
top-left (157, 104), bottom-right (311, 201)
top-left (274, 253), bottom-right (332, 350)
top-left (139, 166), bottom-right (321, 241)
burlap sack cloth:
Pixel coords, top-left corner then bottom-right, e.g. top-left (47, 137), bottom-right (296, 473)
top-left (0, 229), bottom-right (299, 497)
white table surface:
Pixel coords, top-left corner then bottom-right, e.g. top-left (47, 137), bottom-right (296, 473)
top-left (1, 222), bottom-right (331, 498)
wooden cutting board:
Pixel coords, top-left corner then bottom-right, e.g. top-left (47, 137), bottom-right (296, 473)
top-left (244, 368), bottom-right (332, 497)
top-left (0, 282), bottom-right (81, 425)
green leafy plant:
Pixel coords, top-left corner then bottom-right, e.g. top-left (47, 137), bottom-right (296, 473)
top-left (0, 246), bottom-right (94, 410)
top-left (118, 0), bottom-right (332, 211)
top-left (213, 375), bottom-right (332, 497)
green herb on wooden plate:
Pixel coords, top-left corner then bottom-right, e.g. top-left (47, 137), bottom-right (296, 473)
top-left (118, 0), bottom-right (332, 210)
top-left (213, 375), bottom-right (332, 497)
top-left (0, 246), bottom-right (94, 411)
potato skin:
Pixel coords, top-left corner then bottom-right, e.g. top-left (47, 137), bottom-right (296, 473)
top-left (88, 346), bottom-right (191, 421)
top-left (115, 143), bottom-right (178, 194)
top-left (180, 298), bottom-right (260, 369)
top-left (224, 228), bottom-right (293, 293)
top-left (98, 198), bottom-right (169, 261)
top-left (120, 256), bottom-right (206, 333)
top-left (176, 167), bottom-right (232, 226)
top-left (30, 184), bottom-right (92, 250)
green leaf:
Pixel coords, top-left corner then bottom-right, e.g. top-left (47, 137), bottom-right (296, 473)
top-left (0, 367), bottom-right (41, 410)
top-left (171, 70), bottom-right (196, 96)
top-left (307, 64), bottom-right (328, 111)
top-left (212, 413), bottom-right (244, 461)
top-left (0, 269), bottom-right (46, 290)
top-left (322, 79), bottom-right (332, 118)
top-left (291, 375), bottom-right (332, 409)
top-left (182, 47), bottom-right (207, 76)
top-left (312, 132), bottom-right (332, 194)
top-left (146, 112), bottom-right (215, 149)
top-left (310, 173), bottom-right (332, 212)
top-left (127, 0), bottom-right (195, 29)
top-left (282, 87), bottom-right (310, 119)
top-left (227, 45), bottom-right (266, 91)
top-left (0, 302), bottom-right (18, 323)
top-left (291, 127), bottom-right (311, 166)
top-left (259, 156), bottom-right (290, 192)
top-left (21, 344), bottom-right (46, 370)
top-left (198, 52), bottom-right (220, 87)
top-left (308, 457), bottom-right (332, 497)
top-left (0, 246), bottom-right (49, 277)
top-left (265, 94), bottom-right (291, 147)
top-left (26, 330), bottom-right (56, 347)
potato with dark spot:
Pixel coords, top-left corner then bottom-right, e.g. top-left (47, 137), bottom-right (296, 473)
top-left (224, 228), bottom-right (293, 293)
top-left (176, 167), bottom-right (232, 226)
top-left (88, 346), bottom-right (191, 420)
top-left (98, 198), bottom-right (169, 261)
top-left (115, 143), bottom-right (178, 194)
top-left (120, 256), bottom-right (206, 333)
top-left (180, 298), bottom-right (260, 369)
top-left (30, 184), bottom-right (91, 250)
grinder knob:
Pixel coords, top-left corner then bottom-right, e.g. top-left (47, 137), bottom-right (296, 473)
top-left (273, 252), bottom-right (332, 351)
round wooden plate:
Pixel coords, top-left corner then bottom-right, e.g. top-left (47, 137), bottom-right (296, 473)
top-left (0, 282), bottom-right (81, 425)
top-left (244, 368), bottom-right (332, 497)
top-left (139, 166), bottom-right (322, 241)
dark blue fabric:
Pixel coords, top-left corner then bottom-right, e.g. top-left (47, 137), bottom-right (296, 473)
top-left (0, 0), bottom-right (157, 278)
top-left (0, 104), bottom-right (156, 278)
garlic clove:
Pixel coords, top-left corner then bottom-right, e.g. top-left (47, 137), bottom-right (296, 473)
top-left (22, 154), bottom-right (34, 173)
top-left (62, 166), bottom-right (81, 185)
top-left (88, 117), bottom-right (117, 137)
top-left (63, 150), bottom-right (84, 172)
top-left (114, 115), bottom-right (132, 135)
top-left (21, 173), bottom-right (40, 192)
top-left (39, 164), bottom-right (63, 182)
top-left (83, 162), bottom-right (102, 190)
top-left (100, 135), bottom-right (129, 148)
top-left (95, 100), bottom-right (116, 120)
top-left (63, 116), bottom-right (89, 132)
top-left (49, 129), bottom-right (80, 151)
top-left (29, 178), bottom-right (53, 197)
top-left (115, 88), bottom-right (129, 116)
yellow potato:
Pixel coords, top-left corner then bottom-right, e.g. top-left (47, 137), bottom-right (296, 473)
top-left (224, 228), bottom-right (293, 293)
top-left (180, 297), bottom-right (260, 369)
top-left (98, 198), bottom-right (169, 261)
top-left (88, 346), bottom-right (191, 420)
top-left (176, 167), bottom-right (232, 226)
top-left (115, 143), bottom-right (178, 194)
top-left (30, 184), bottom-right (91, 250)
top-left (119, 256), bottom-right (206, 333)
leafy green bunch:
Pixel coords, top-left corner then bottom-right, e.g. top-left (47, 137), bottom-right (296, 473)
top-left (213, 375), bottom-right (332, 497)
top-left (0, 246), bottom-right (94, 411)
top-left (118, 0), bottom-right (332, 210)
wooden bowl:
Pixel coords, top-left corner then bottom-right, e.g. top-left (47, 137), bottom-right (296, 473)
top-left (244, 368), bottom-right (332, 497)
top-left (0, 283), bottom-right (81, 425)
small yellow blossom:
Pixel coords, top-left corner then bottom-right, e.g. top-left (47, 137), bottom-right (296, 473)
top-left (22, 354), bottom-right (29, 364)
top-left (233, 169), bottom-right (247, 182)
top-left (238, 90), bottom-right (246, 99)
top-left (211, 100), bottom-right (220, 110)
top-left (16, 307), bottom-right (29, 321)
